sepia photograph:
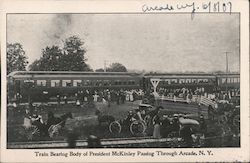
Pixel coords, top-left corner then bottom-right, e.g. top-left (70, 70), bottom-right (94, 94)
top-left (5, 13), bottom-right (241, 149)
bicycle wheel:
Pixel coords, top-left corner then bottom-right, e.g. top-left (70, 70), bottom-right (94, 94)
top-left (144, 115), bottom-right (151, 126)
top-left (130, 120), bottom-right (146, 135)
top-left (26, 126), bottom-right (40, 140)
top-left (109, 121), bottom-right (121, 134)
top-left (48, 125), bottom-right (59, 138)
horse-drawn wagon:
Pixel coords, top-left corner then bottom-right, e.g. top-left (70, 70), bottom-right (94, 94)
top-left (22, 112), bottom-right (73, 140)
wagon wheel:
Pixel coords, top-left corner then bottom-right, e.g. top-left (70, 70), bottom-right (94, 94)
top-left (26, 126), bottom-right (40, 140)
top-left (130, 120), bottom-right (146, 135)
top-left (217, 114), bottom-right (228, 125)
top-left (48, 125), bottom-right (59, 138)
top-left (109, 121), bottom-right (122, 134)
top-left (232, 115), bottom-right (240, 134)
top-left (233, 115), bottom-right (240, 127)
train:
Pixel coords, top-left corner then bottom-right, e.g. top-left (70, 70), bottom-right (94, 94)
top-left (7, 71), bottom-right (240, 103)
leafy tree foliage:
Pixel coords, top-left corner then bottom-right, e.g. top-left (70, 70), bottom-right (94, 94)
top-left (29, 36), bottom-right (92, 71)
top-left (107, 63), bottom-right (127, 72)
top-left (7, 43), bottom-right (28, 74)
top-left (95, 63), bottom-right (127, 72)
top-left (28, 59), bottom-right (41, 71)
top-left (29, 46), bottom-right (62, 71)
top-left (62, 36), bottom-right (92, 71)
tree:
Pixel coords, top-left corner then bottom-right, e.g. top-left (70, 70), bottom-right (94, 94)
top-left (29, 36), bottom-right (92, 71)
top-left (7, 43), bottom-right (28, 74)
top-left (29, 46), bottom-right (62, 71)
top-left (107, 63), bottom-right (127, 72)
top-left (95, 68), bottom-right (104, 72)
top-left (62, 36), bottom-right (92, 71)
top-left (29, 59), bottom-right (41, 71)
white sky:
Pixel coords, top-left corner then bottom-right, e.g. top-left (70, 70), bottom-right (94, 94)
top-left (7, 13), bottom-right (240, 72)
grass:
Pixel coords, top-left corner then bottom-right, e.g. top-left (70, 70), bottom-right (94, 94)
top-left (7, 100), bottom-right (239, 148)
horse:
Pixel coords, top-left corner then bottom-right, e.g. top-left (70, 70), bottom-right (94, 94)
top-left (95, 109), bottom-right (115, 126)
top-left (22, 113), bottom-right (49, 139)
top-left (47, 112), bottom-right (73, 138)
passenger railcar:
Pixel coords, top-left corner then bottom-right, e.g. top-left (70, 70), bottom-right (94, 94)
top-left (216, 73), bottom-right (240, 90)
top-left (7, 71), bottom-right (142, 102)
top-left (143, 73), bottom-right (217, 93)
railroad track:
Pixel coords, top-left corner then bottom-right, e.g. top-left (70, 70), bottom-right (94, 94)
top-left (8, 137), bottom-right (182, 149)
top-left (8, 134), bottom-right (240, 149)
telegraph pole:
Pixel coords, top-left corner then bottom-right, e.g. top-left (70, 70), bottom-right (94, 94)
top-left (104, 60), bottom-right (107, 72)
top-left (224, 51), bottom-right (231, 92)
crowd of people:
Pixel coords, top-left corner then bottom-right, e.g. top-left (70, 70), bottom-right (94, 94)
top-left (157, 86), bottom-right (240, 104)
top-left (55, 89), bottom-right (145, 106)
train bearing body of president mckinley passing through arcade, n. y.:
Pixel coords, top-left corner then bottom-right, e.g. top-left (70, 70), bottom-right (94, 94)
top-left (7, 71), bottom-right (240, 103)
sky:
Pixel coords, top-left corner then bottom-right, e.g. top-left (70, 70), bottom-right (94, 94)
top-left (7, 13), bottom-right (240, 72)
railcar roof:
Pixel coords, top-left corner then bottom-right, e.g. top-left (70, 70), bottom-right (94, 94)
top-left (8, 71), bottom-right (141, 77)
top-left (8, 71), bottom-right (240, 78)
top-left (144, 72), bottom-right (239, 77)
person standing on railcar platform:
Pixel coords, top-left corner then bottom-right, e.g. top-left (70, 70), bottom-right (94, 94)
top-left (57, 94), bottom-right (61, 106)
top-left (64, 95), bottom-right (68, 104)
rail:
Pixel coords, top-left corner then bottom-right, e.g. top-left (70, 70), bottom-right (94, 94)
top-left (8, 134), bottom-right (239, 149)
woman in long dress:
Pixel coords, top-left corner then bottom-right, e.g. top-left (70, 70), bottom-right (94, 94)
top-left (153, 115), bottom-right (161, 139)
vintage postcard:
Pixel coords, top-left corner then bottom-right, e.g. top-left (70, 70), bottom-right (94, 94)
top-left (1, 0), bottom-right (249, 162)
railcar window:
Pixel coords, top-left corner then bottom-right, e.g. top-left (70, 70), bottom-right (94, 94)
top-left (234, 78), bottom-right (237, 83)
top-left (95, 80), bottom-right (102, 86)
top-left (171, 79), bottom-right (177, 84)
top-left (103, 80), bottom-right (110, 86)
top-left (222, 78), bottom-right (226, 84)
top-left (164, 79), bottom-right (170, 84)
top-left (191, 79), bottom-right (197, 83)
top-left (114, 80), bottom-right (121, 85)
top-left (203, 79), bottom-right (208, 83)
top-left (231, 78), bottom-right (233, 83)
top-left (179, 79), bottom-right (185, 84)
top-left (233, 78), bottom-right (236, 83)
top-left (37, 80), bottom-right (46, 86)
top-left (186, 79), bottom-right (191, 83)
top-left (62, 80), bottom-right (71, 87)
top-left (24, 80), bottom-right (34, 83)
top-left (127, 80), bottom-right (134, 85)
top-left (83, 80), bottom-right (89, 86)
top-left (51, 80), bottom-right (60, 87)
top-left (198, 79), bottom-right (203, 83)
top-left (73, 80), bottom-right (82, 87)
